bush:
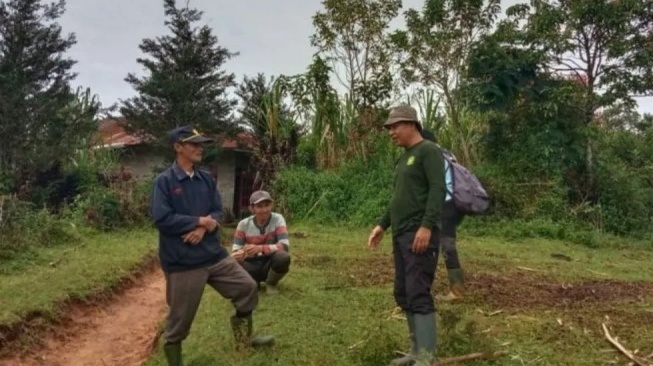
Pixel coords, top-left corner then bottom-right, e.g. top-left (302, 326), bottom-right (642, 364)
top-left (473, 163), bottom-right (570, 222)
top-left (67, 179), bottom-right (153, 231)
top-left (591, 132), bottom-right (653, 236)
top-left (0, 195), bottom-right (76, 270)
top-left (273, 156), bottom-right (394, 226)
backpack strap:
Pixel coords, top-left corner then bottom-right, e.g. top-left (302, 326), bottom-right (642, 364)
top-left (435, 143), bottom-right (455, 197)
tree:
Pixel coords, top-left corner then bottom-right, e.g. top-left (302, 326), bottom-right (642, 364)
top-left (598, 103), bottom-right (653, 134)
top-left (503, 0), bottom-right (653, 122)
top-left (120, 0), bottom-right (239, 146)
top-left (500, 0), bottom-right (653, 197)
top-left (390, 0), bottom-right (500, 165)
top-left (311, 0), bottom-right (401, 108)
top-left (0, 0), bottom-right (98, 192)
top-left (236, 74), bottom-right (299, 190)
top-left (467, 37), bottom-right (585, 172)
top-left (284, 55), bottom-right (387, 169)
top-left (465, 36), bottom-right (592, 221)
top-left (236, 74), bottom-right (276, 137)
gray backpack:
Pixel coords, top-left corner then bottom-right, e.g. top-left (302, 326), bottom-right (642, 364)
top-left (441, 148), bottom-right (490, 215)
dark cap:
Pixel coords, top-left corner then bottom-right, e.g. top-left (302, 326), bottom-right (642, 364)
top-left (249, 190), bottom-right (273, 205)
top-left (384, 105), bottom-right (422, 131)
top-left (421, 129), bottom-right (436, 142)
top-left (167, 125), bottom-right (213, 145)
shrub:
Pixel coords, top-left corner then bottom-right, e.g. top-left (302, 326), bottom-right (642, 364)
top-left (0, 195), bottom-right (76, 270)
top-left (67, 178), bottom-right (153, 230)
top-left (273, 156), bottom-right (394, 226)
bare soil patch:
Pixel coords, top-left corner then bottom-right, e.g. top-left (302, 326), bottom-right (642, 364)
top-left (294, 253), bottom-right (338, 269)
top-left (299, 252), bottom-right (653, 316)
top-left (466, 272), bottom-right (653, 310)
top-left (0, 260), bottom-right (167, 366)
top-left (341, 255), bottom-right (394, 287)
top-left (295, 253), bottom-right (394, 289)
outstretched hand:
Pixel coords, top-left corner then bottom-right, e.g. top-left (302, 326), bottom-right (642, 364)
top-left (368, 226), bottom-right (384, 250)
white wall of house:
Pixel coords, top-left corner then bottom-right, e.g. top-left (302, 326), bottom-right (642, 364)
top-left (216, 151), bottom-right (236, 217)
top-left (116, 145), bottom-right (240, 220)
top-left (120, 146), bottom-right (165, 179)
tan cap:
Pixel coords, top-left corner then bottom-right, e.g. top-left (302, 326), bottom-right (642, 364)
top-left (249, 190), bottom-right (273, 205)
top-left (384, 105), bottom-right (421, 130)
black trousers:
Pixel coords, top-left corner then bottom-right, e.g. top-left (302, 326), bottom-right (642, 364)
top-left (393, 228), bottom-right (439, 314)
top-left (440, 200), bottom-right (465, 269)
top-left (240, 251), bottom-right (291, 283)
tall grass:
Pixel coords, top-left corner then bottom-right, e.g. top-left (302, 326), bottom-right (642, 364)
top-left (407, 87), bottom-right (487, 167)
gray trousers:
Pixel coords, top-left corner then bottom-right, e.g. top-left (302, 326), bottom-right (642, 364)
top-left (393, 229), bottom-right (439, 314)
top-left (163, 256), bottom-right (258, 344)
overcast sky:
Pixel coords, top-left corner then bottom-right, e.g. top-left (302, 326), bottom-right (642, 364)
top-left (58, 0), bottom-right (652, 115)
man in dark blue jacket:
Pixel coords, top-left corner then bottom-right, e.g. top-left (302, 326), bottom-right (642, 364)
top-left (151, 126), bottom-right (274, 366)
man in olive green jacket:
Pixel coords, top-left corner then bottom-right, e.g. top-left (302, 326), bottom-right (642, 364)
top-left (368, 105), bottom-right (445, 365)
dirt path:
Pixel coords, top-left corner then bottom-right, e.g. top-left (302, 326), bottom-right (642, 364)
top-left (3, 267), bottom-right (167, 366)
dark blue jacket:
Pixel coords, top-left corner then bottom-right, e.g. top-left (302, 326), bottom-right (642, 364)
top-left (150, 162), bottom-right (227, 273)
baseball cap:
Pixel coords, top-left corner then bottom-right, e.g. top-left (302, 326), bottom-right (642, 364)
top-left (384, 105), bottom-right (422, 131)
top-left (167, 125), bottom-right (213, 145)
top-left (249, 190), bottom-right (273, 205)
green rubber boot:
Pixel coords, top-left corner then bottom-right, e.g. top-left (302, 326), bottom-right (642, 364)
top-left (413, 313), bottom-right (437, 364)
top-left (230, 314), bottom-right (275, 348)
top-left (163, 342), bottom-right (182, 366)
top-left (390, 312), bottom-right (416, 365)
top-left (265, 269), bottom-right (286, 295)
top-left (437, 268), bottom-right (464, 302)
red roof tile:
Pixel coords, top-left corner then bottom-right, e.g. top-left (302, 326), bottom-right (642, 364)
top-left (92, 118), bottom-right (256, 150)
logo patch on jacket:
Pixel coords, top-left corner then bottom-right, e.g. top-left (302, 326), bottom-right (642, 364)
top-left (173, 186), bottom-right (182, 195)
top-left (407, 156), bottom-right (415, 166)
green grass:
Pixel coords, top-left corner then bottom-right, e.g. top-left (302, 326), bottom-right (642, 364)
top-left (1, 222), bottom-right (651, 365)
top-left (144, 225), bottom-right (653, 366)
top-left (0, 227), bottom-right (157, 327)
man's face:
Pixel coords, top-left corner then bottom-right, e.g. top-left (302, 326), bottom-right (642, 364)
top-left (251, 200), bottom-right (273, 219)
top-left (174, 142), bottom-right (204, 164)
top-left (387, 121), bottom-right (416, 147)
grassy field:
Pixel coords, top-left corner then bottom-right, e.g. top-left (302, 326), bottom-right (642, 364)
top-left (0, 227), bottom-right (157, 349)
top-left (143, 225), bottom-right (653, 366)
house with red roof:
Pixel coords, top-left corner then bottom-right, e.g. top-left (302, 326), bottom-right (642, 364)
top-left (92, 117), bottom-right (258, 221)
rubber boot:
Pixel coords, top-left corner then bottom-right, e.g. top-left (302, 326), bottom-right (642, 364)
top-left (412, 313), bottom-right (437, 364)
top-left (230, 314), bottom-right (275, 348)
top-left (390, 312), bottom-right (416, 365)
top-left (437, 268), bottom-right (464, 302)
top-left (265, 269), bottom-right (286, 295)
top-left (163, 342), bottom-right (182, 366)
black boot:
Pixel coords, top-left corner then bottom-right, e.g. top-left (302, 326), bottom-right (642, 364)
top-left (163, 342), bottom-right (182, 366)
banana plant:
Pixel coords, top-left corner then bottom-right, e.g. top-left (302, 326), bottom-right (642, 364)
top-left (253, 78), bottom-right (300, 189)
